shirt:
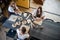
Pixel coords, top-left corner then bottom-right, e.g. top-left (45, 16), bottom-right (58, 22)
top-left (16, 29), bottom-right (29, 40)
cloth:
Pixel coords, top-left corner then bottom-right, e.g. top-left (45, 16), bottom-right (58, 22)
top-left (8, 5), bottom-right (18, 13)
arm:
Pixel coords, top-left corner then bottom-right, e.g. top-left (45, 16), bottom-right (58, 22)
top-left (16, 29), bottom-right (20, 36)
top-left (15, 6), bottom-right (22, 14)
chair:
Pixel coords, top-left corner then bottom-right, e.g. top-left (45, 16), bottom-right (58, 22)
top-left (0, 7), bottom-right (3, 22)
top-left (30, 36), bottom-right (40, 40)
top-left (6, 29), bottom-right (17, 38)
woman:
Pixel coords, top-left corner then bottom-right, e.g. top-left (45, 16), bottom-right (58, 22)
top-left (16, 26), bottom-right (29, 40)
top-left (32, 7), bottom-right (45, 25)
top-left (8, 1), bottom-right (21, 15)
top-left (32, 6), bottom-right (45, 21)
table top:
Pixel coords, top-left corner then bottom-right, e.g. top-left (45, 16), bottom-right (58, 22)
top-left (3, 12), bottom-right (33, 30)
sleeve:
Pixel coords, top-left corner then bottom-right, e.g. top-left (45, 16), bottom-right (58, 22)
top-left (32, 9), bottom-right (37, 16)
top-left (16, 29), bottom-right (20, 37)
top-left (8, 6), bottom-right (15, 13)
top-left (16, 29), bottom-right (24, 39)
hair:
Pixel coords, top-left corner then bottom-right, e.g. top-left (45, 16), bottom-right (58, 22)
top-left (36, 6), bottom-right (42, 17)
top-left (21, 27), bottom-right (26, 34)
top-left (10, 1), bottom-right (17, 10)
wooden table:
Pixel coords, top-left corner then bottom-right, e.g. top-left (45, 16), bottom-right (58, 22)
top-left (3, 12), bottom-right (32, 30)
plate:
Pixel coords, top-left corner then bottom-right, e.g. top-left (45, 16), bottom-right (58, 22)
top-left (22, 20), bottom-right (27, 24)
top-left (8, 15), bottom-right (18, 22)
top-left (12, 24), bottom-right (16, 27)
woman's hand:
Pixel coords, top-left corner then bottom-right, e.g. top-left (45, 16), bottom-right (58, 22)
top-left (14, 9), bottom-right (22, 14)
top-left (36, 17), bottom-right (42, 21)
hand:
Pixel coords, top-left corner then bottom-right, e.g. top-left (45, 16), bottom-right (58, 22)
top-left (36, 17), bottom-right (42, 21)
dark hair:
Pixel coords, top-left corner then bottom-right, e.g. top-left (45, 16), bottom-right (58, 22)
top-left (36, 7), bottom-right (42, 17)
top-left (21, 27), bottom-right (26, 34)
